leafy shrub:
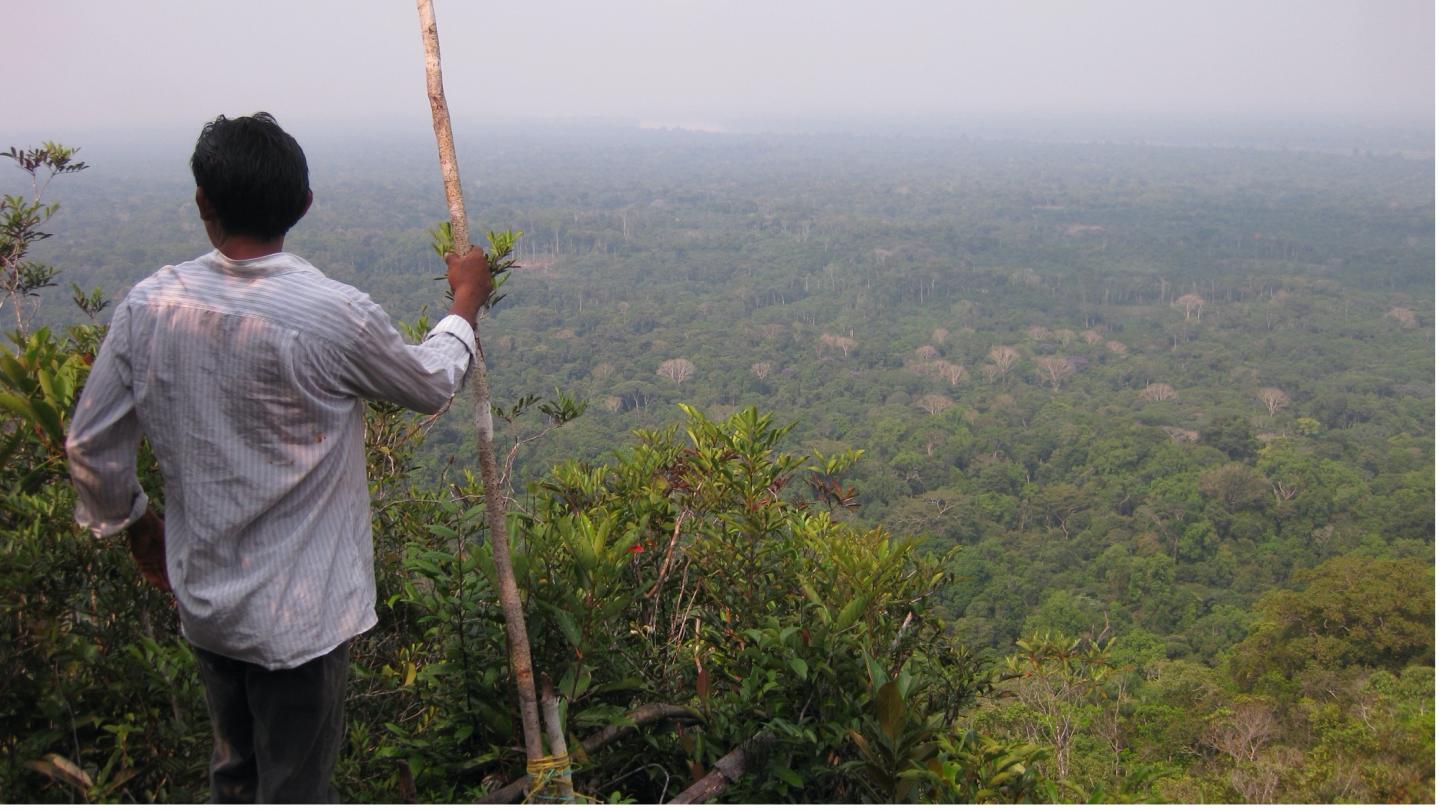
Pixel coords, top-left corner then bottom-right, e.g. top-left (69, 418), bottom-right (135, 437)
top-left (347, 403), bottom-right (1030, 802)
top-left (2, 324), bottom-right (211, 802)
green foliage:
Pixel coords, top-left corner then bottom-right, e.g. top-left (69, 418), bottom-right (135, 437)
top-left (1230, 555), bottom-right (1434, 686)
top-left (255, 396), bottom-right (1010, 802)
top-left (2, 143), bottom-right (87, 336)
top-left (988, 633), bottom-right (1116, 786)
top-left (1200, 415), bottom-right (1258, 462)
top-left (6, 130), bottom-right (1434, 803)
top-left (0, 154), bottom-right (208, 801)
top-left (0, 326), bottom-right (93, 483)
top-left (506, 404), bottom-right (993, 802)
top-left (844, 665), bottom-right (1048, 802)
top-left (427, 222), bottom-right (521, 309)
top-left (1, 348), bottom-right (202, 803)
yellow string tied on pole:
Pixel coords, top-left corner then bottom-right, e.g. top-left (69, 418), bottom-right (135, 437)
top-left (523, 754), bottom-right (594, 804)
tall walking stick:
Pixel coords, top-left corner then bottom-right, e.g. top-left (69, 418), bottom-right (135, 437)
top-left (416, 0), bottom-right (545, 771)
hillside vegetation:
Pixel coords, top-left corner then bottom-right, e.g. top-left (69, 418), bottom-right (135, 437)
top-left (3, 128), bottom-right (1432, 801)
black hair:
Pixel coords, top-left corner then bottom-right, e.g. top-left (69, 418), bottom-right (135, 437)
top-left (190, 112), bottom-right (310, 240)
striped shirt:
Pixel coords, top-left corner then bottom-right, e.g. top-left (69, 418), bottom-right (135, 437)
top-left (66, 250), bottom-right (474, 669)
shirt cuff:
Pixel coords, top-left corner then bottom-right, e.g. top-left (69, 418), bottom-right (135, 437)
top-left (78, 490), bottom-right (150, 539)
top-left (426, 314), bottom-right (477, 361)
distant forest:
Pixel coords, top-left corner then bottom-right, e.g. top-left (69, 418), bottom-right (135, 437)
top-left (5, 124), bottom-right (1432, 801)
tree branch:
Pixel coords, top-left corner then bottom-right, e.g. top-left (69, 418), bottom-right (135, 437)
top-left (668, 731), bottom-right (776, 805)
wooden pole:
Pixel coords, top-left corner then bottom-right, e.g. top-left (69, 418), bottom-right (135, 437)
top-left (415, 0), bottom-right (545, 769)
top-left (475, 704), bottom-right (703, 804)
top-left (540, 678), bottom-right (576, 802)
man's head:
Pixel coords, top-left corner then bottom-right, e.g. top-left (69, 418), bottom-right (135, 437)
top-left (190, 113), bottom-right (311, 241)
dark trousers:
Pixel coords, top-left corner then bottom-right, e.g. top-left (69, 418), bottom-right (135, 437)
top-left (193, 642), bottom-right (348, 803)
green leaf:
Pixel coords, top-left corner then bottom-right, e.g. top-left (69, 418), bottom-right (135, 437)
top-left (428, 220), bottom-right (455, 257)
top-left (835, 594), bottom-right (868, 628)
top-left (0, 390), bottom-right (35, 420)
top-left (0, 354), bottom-right (29, 389)
top-left (788, 658), bottom-right (808, 680)
top-left (547, 604), bottom-right (583, 649)
top-left (36, 367), bottom-right (58, 402)
top-left (30, 399), bottom-right (64, 444)
top-left (590, 676), bottom-right (642, 695)
top-left (774, 766), bottom-right (803, 788)
top-left (798, 578), bottom-right (822, 606)
top-left (876, 681), bottom-right (903, 742)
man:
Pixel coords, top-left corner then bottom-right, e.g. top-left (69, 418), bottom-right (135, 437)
top-left (65, 112), bottom-right (491, 801)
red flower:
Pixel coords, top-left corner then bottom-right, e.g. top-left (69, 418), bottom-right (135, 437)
top-left (627, 543), bottom-right (645, 554)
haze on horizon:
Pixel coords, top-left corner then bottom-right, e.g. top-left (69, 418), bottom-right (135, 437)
top-left (3, 0), bottom-right (1434, 144)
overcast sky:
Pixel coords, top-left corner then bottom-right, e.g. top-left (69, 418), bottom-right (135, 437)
top-left (3, 0), bottom-right (1433, 140)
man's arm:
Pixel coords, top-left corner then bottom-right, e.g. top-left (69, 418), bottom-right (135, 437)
top-left (66, 303), bottom-right (170, 592)
top-left (67, 302), bottom-right (149, 537)
top-left (335, 250), bottom-right (492, 413)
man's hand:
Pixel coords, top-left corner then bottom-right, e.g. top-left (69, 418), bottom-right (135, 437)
top-left (446, 250), bottom-right (492, 327)
top-left (126, 508), bottom-right (171, 593)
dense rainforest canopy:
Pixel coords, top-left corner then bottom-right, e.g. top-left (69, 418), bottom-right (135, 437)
top-left (2, 124), bottom-right (1433, 802)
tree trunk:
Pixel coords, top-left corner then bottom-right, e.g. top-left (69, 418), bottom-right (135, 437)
top-left (415, 0), bottom-right (544, 769)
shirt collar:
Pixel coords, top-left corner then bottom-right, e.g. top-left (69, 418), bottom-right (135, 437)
top-left (209, 249), bottom-right (298, 276)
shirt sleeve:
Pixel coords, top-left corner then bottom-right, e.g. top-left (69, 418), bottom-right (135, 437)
top-left (66, 301), bottom-right (149, 537)
top-left (336, 296), bottom-right (476, 414)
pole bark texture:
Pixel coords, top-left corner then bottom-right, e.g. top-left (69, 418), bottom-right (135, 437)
top-left (416, 0), bottom-right (544, 767)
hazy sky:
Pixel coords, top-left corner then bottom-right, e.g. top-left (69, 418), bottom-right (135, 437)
top-left (3, 0), bottom-right (1433, 138)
